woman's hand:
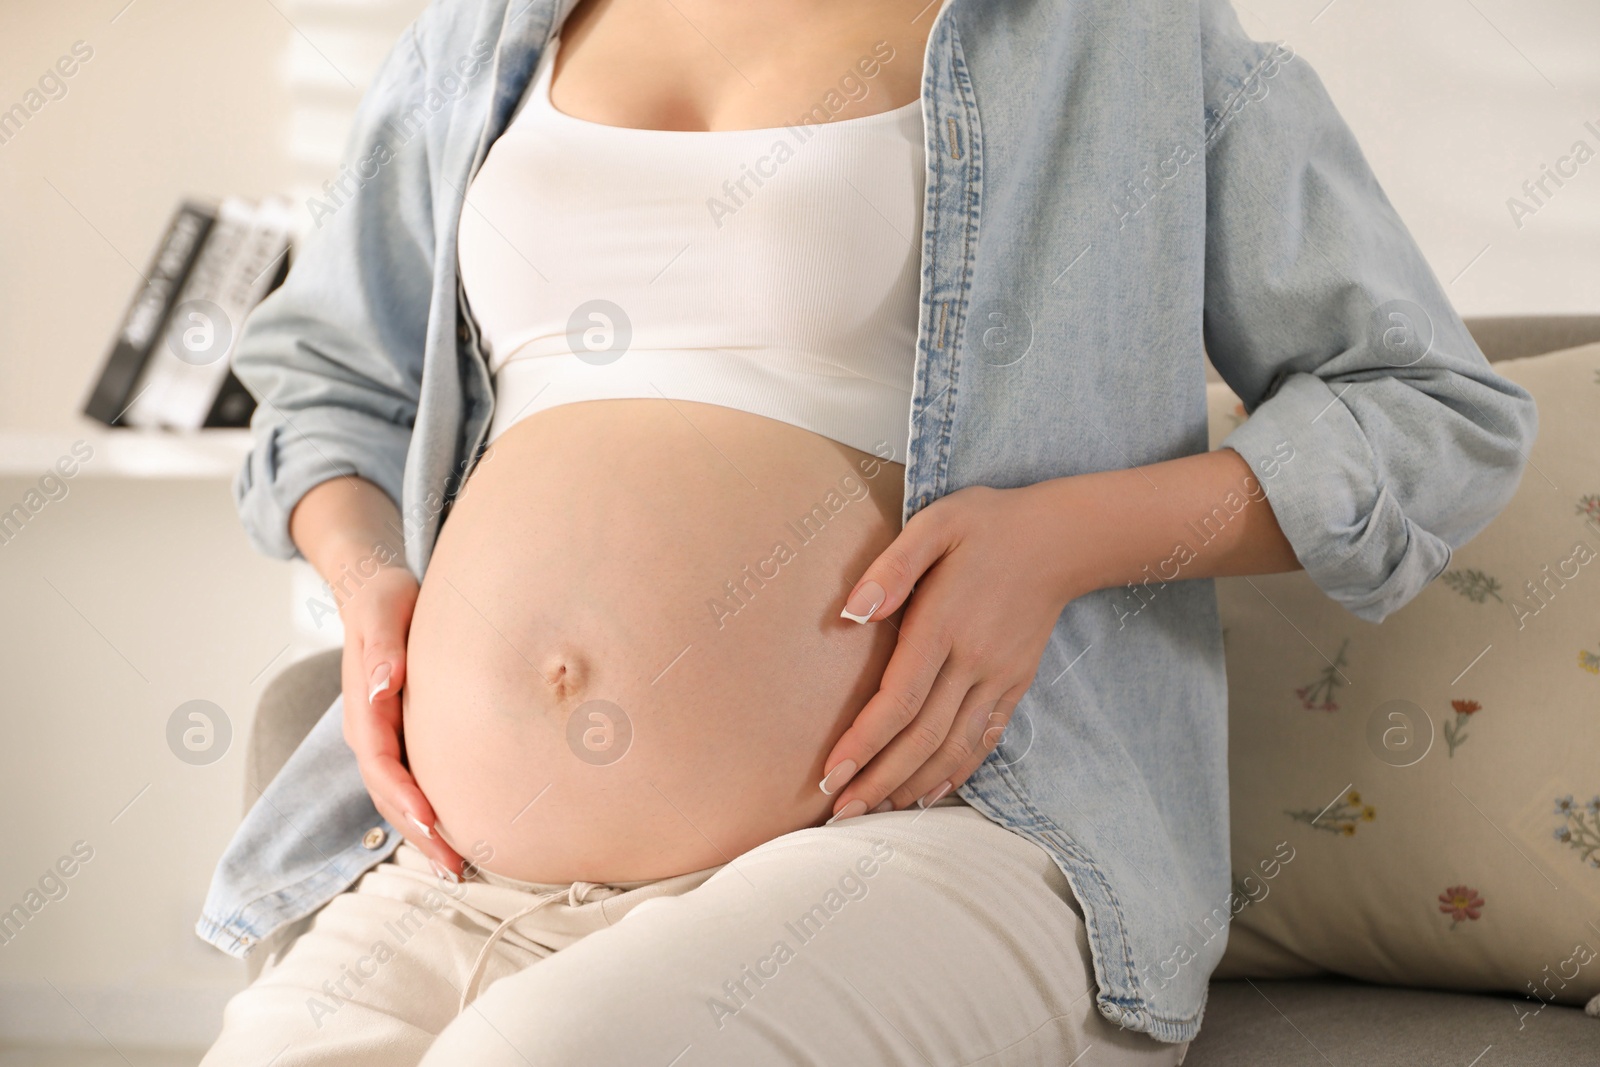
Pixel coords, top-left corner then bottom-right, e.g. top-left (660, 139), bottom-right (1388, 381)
top-left (339, 562), bottom-right (466, 879)
top-left (817, 449), bottom-right (1300, 821)
top-left (818, 483), bottom-right (1076, 819)
top-left (290, 475), bottom-right (466, 880)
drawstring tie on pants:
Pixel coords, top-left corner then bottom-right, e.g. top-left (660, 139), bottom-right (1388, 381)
top-left (459, 880), bottom-right (607, 1013)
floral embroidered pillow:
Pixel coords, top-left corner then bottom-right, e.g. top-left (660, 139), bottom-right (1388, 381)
top-left (1205, 341), bottom-right (1600, 1014)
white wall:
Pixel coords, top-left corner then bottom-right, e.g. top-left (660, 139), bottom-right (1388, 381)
top-left (1232, 0), bottom-right (1600, 317)
top-left (0, 0), bottom-right (1595, 1051)
top-left (0, 473), bottom-right (296, 1047)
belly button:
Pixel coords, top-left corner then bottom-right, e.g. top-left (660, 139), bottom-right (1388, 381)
top-left (540, 651), bottom-right (587, 702)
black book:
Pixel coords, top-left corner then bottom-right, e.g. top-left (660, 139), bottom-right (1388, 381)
top-left (122, 196), bottom-right (294, 431)
top-left (82, 201), bottom-right (215, 426)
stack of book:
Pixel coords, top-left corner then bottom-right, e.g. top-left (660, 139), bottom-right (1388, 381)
top-left (83, 196), bottom-right (293, 429)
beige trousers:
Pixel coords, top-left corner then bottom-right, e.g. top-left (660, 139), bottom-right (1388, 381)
top-left (203, 798), bottom-right (1188, 1066)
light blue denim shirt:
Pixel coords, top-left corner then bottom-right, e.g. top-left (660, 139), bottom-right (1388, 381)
top-left (200, 0), bottom-right (1536, 1042)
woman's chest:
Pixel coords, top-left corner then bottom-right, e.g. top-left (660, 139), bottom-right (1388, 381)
top-left (549, 0), bottom-right (935, 133)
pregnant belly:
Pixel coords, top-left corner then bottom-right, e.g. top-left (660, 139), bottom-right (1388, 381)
top-left (402, 399), bottom-right (905, 884)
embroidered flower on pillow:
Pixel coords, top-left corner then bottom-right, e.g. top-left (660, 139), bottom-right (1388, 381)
top-left (1552, 795), bottom-right (1600, 870)
top-left (1286, 789), bottom-right (1375, 835)
top-left (1438, 885), bottom-right (1484, 928)
top-left (1440, 568), bottom-right (1504, 603)
top-left (1443, 699), bottom-right (1481, 757)
top-left (1294, 639), bottom-right (1349, 711)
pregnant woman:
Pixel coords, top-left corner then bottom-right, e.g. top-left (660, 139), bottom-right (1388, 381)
top-left (199, 0), bottom-right (1535, 1063)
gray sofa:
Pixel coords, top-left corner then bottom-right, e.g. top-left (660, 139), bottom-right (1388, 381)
top-left (244, 316), bottom-right (1600, 1064)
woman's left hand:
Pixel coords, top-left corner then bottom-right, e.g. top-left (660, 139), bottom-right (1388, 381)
top-left (818, 482), bottom-right (1079, 820)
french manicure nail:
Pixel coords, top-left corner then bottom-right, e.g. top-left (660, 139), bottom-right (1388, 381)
top-left (917, 781), bottom-right (952, 809)
top-left (428, 859), bottom-right (460, 884)
top-left (840, 580), bottom-right (885, 624)
top-left (407, 813), bottom-right (435, 840)
top-left (368, 662), bottom-right (392, 702)
top-left (825, 799), bottom-right (868, 825)
top-left (870, 799), bottom-right (894, 814)
top-left (818, 760), bottom-right (858, 796)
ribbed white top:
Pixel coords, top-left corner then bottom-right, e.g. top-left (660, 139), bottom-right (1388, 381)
top-left (457, 37), bottom-right (925, 461)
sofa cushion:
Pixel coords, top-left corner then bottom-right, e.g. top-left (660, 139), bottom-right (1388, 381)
top-left (1205, 342), bottom-right (1600, 1009)
top-left (1186, 979), bottom-right (1596, 1066)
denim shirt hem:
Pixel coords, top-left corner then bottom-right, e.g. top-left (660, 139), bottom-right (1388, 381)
top-left (196, 827), bottom-right (402, 959)
top-left (958, 761), bottom-right (1208, 1044)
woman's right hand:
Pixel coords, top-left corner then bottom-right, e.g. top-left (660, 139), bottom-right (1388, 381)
top-left (290, 476), bottom-right (466, 880)
top-left (338, 562), bottom-right (466, 879)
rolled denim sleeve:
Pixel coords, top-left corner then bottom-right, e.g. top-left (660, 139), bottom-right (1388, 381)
top-left (231, 18), bottom-right (439, 561)
top-left (1199, 3), bottom-right (1537, 623)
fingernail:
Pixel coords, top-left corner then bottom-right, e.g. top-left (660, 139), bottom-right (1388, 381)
top-left (870, 799), bottom-right (894, 814)
top-left (818, 760), bottom-right (858, 796)
top-left (917, 781), bottom-right (952, 809)
top-left (825, 799), bottom-right (868, 825)
top-left (840, 580), bottom-right (885, 624)
top-left (428, 859), bottom-right (460, 884)
top-left (368, 662), bottom-right (392, 702)
top-left (407, 813), bottom-right (435, 840)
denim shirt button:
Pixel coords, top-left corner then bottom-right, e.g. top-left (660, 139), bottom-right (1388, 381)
top-left (361, 827), bottom-right (387, 850)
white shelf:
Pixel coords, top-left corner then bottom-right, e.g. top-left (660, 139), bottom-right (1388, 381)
top-left (0, 429), bottom-right (253, 480)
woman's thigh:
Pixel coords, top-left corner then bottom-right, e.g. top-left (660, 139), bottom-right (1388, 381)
top-left (423, 803), bottom-right (1188, 1066)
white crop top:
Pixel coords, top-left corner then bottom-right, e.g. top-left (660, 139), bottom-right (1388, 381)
top-left (457, 37), bottom-right (925, 461)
